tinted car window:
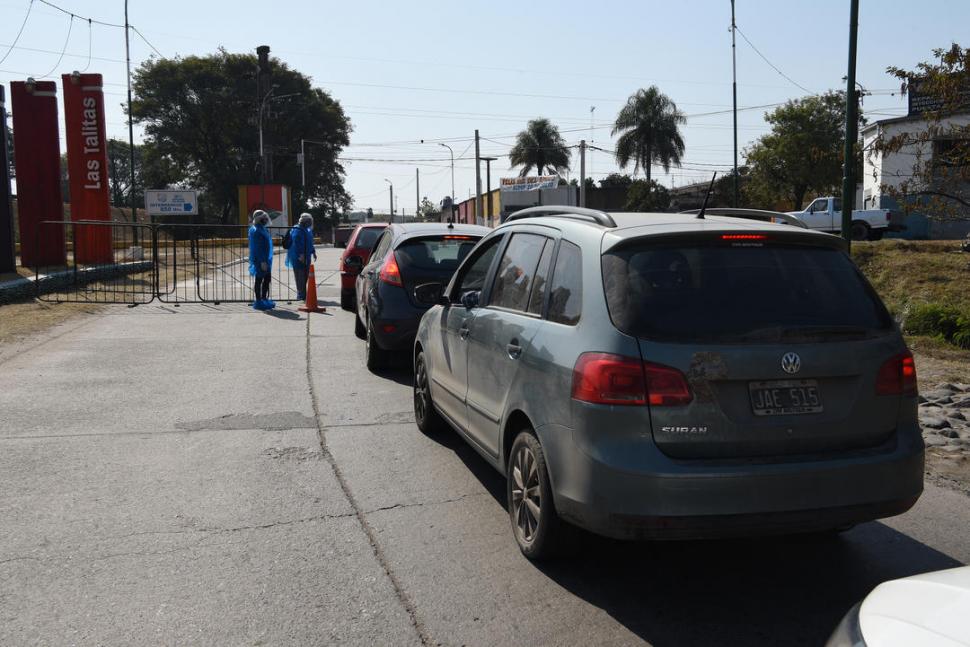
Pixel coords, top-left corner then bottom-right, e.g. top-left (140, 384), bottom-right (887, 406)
top-left (396, 237), bottom-right (479, 276)
top-left (454, 236), bottom-right (502, 296)
top-left (601, 242), bottom-right (893, 342)
top-left (369, 232), bottom-right (392, 262)
top-left (548, 241), bottom-right (582, 325)
top-left (354, 227), bottom-right (384, 249)
top-left (526, 239), bottom-right (554, 315)
top-left (490, 234), bottom-right (547, 313)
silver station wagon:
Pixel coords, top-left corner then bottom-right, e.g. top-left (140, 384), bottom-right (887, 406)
top-left (411, 207), bottom-right (924, 560)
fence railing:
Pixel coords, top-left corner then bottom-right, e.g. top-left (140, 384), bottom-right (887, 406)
top-left (34, 221), bottom-right (305, 305)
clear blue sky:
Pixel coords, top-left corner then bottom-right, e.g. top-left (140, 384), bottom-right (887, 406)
top-left (1, 0), bottom-right (966, 213)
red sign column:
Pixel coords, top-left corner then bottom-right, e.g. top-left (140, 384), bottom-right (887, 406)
top-left (63, 73), bottom-right (112, 264)
top-left (11, 80), bottom-right (66, 268)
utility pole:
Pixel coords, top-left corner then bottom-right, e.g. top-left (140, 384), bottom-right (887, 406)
top-left (415, 167), bottom-right (420, 221)
top-left (299, 138), bottom-right (306, 187)
top-left (589, 106), bottom-right (595, 183)
top-left (124, 0), bottom-right (139, 243)
top-left (481, 157), bottom-right (496, 226)
top-left (579, 140), bottom-right (587, 207)
top-left (731, 0), bottom-right (739, 208)
top-left (384, 178), bottom-right (394, 222)
top-left (841, 0), bottom-right (860, 247)
top-left (474, 129), bottom-right (482, 225)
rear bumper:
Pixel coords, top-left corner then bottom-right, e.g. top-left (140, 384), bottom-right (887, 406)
top-left (542, 421), bottom-right (924, 540)
top-left (370, 315), bottom-right (421, 351)
top-left (340, 272), bottom-right (358, 290)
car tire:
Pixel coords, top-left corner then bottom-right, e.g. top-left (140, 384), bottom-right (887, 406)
top-left (868, 229), bottom-right (884, 241)
top-left (507, 429), bottom-right (567, 561)
top-left (850, 221), bottom-right (870, 241)
top-left (341, 292), bottom-right (355, 312)
top-left (354, 313), bottom-right (366, 340)
top-left (364, 315), bottom-right (387, 371)
top-left (413, 351), bottom-right (444, 434)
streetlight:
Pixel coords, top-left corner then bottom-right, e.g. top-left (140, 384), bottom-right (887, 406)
top-left (421, 139), bottom-right (455, 222)
top-left (384, 178), bottom-right (394, 222)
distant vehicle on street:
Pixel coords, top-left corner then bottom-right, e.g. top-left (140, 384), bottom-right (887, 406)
top-left (788, 196), bottom-right (903, 241)
top-left (355, 222), bottom-right (488, 370)
top-left (339, 223), bottom-right (389, 311)
top-left (334, 225), bottom-right (358, 248)
top-left (826, 566), bottom-right (970, 647)
top-left (412, 206), bottom-right (923, 560)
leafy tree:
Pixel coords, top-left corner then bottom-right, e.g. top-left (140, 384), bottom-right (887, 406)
top-left (417, 197), bottom-right (441, 222)
top-left (744, 91), bottom-right (864, 210)
top-left (129, 49), bottom-right (351, 223)
top-left (509, 118), bottom-right (571, 177)
top-left (625, 179), bottom-right (670, 211)
top-left (872, 44), bottom-right (970, 219)
top-left (612, 86), bottom-right (686, 184)
top-left (598, 173), bottom-right (633, 190)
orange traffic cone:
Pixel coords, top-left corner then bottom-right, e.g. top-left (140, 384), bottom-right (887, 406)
top-left (299, 264), bottom-right (327, 313)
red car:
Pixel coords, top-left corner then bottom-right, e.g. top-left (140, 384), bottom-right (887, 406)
top-left (339, 223), bottom-right (388, 311)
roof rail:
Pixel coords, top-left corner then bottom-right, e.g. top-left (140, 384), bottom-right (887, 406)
top-left (505, 206), bottom-right (616, 228)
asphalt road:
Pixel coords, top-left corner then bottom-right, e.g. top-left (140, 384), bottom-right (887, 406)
top-left (1, 245), bottom-right (968, 646)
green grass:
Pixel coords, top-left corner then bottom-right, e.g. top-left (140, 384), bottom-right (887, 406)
top-left (852, 240), bottom-right (970, 352)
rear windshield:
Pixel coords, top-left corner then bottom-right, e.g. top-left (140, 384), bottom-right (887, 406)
top-left (602, 242), bottom-right (893, 343)
top-left (396, 236), bottom-right (480, 276)
top-left (354, 227), bottom-right (385, 249)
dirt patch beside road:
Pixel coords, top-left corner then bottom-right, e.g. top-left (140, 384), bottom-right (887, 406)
top-left (0, 301), bottom-right (101, 347)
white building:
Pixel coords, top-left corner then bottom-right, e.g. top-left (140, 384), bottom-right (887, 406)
top-left (862, 112), bottom-right (970, 239)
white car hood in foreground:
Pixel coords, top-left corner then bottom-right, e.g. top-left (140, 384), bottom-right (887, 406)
top-left (860, 566), bottom-right (970, 646)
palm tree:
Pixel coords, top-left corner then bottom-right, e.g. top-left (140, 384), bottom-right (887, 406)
top-left (612, 86), bottom-right (686, 184)
top-left (509, 118), bottom-right (571, 177)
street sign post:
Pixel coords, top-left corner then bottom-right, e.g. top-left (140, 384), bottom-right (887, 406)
top-left (145, 190), bottom-right (199, 217)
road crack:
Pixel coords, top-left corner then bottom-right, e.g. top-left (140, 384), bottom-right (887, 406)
top-left (306, 315), bottom-right (432, 647)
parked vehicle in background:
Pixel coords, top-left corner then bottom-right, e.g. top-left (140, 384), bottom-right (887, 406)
top-left (334, 225), bottom-right (357, 248)
top-left (356, 222), bottom-right (488, 370)
top-left (788, 196), bottom-right (902, 241)
top-left (339, 223), bottom-right (388, 311)
top-left (826, 566), bottom-right (970, 647)
top-left (412, 206), bottom-right (923, 560)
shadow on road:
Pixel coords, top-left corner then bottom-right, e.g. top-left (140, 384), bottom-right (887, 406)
top-left (423, 422), bottom-right (962, 646)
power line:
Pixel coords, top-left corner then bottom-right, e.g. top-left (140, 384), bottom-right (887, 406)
top-left (36, 0), bottom-right (125, 28)
top-left (36, 11), bottom-right (73, 79)
top-left (79, 18), bottom-right (92, 72)
top-left (0, 0), bottom-right (35, 67)
top-left (131, 26), bottom-right (163, 58)
top-left (734, 26), bottom-right (813, 95)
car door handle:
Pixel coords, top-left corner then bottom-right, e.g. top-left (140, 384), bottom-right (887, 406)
top-left (458, 325), bottom-right (470, 340)
top-left (506, 341), bottom-right (522, 359)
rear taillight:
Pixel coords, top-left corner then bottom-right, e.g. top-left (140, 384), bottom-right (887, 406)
top-left (876, 351), bottom-right (917, 396)
top-left (643, 362), bottom-right (694, 406)
top-left (571, 353), bottom-right (692, 406)
top-left (379, 252), bottom-right (403, 287)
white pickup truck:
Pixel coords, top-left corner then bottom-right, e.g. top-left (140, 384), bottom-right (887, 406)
top-left (788, 197), bottom-right (901, 241)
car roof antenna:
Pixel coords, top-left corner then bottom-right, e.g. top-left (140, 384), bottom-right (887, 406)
top-left (696, 172), bottom-right (717, 219)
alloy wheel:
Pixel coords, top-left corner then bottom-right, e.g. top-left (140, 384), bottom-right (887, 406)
top-left (510, 444), bottom-right (542, 545)
top-left (414, 359), bottom-right (429, 425)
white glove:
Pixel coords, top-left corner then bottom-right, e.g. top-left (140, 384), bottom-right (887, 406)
top-left (298, 254), bottom-right (306, 263)
top-left (260, 262), bottom-right (269, 272)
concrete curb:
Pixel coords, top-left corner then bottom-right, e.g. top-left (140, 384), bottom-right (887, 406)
top-left (0, 261), bottom-right (154, 305)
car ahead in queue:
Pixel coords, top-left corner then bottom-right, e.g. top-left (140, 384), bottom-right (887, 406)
top-left (412, 206), bottom-right (923, 560)
top-left (340, 223), bottom-right (388, 311)
top-left (356, 222), bottom-right (489, 370)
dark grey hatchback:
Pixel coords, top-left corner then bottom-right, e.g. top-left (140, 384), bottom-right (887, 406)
top-left (355, 222), bottom-right (489, 370)
top-left (413, 207), bottom-right (924, 560)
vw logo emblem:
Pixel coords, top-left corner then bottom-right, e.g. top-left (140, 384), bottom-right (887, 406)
top-left (781, 352), bottom-right (801, 375)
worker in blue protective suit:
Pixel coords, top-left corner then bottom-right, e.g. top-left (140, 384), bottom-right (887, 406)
top-left (248, 210), bottom-right (275, 310)
top-left (285, 212), bottom-right (317, 300)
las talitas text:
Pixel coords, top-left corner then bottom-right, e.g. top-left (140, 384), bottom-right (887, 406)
top-left (80, 96), bottom-right (102, 190)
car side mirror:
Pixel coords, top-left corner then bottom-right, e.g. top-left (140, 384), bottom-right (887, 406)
top-left (344, 255), bottom-right (363, 270)
top-left (413, 282), bottom-right (445, 306)
top-left (460, 290), bottom-right (480, 309)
